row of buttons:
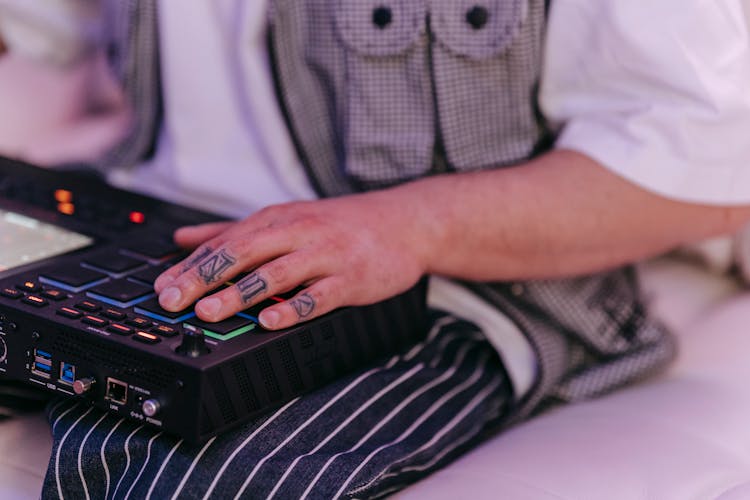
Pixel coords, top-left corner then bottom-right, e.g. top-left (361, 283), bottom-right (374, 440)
top-left (2, 283), bottom-right (69, 308)
top-left (55, 300), bottom-right (178, 346)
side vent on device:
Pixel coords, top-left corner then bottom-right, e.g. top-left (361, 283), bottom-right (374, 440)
top-left (208, 369), bottom-right (237, 424)
top-left (231, 359), bottom-right (260, 413)
top-left (278, 339), bottom-right (304, 393)
top-left (255, 348), bottom-right (282, 402)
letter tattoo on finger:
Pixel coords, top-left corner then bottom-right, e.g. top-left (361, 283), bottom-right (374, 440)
top-left (183, 246), bottom-right (214, 273)
top-left (198, 249), bottom-right (236, 284)
top-left (237, 273), bottom-right (268, 303)
top-left (290, 293), bottom-right (315, 319)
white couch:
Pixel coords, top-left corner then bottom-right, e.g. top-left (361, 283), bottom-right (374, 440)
top-left (3, 52), bottom-right (750, 500)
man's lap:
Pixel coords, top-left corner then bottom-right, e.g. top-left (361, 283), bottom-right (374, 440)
top-left (43, 313), bottom-right (512, 499)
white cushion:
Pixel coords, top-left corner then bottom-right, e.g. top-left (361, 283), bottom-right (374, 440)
top-left (397, 259), bottom-right (750, 499)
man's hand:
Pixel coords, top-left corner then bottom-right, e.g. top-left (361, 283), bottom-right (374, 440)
top-left (155, 150), bottom-right (750, 330)
top-left (154, 191), bottom-right (438, 330)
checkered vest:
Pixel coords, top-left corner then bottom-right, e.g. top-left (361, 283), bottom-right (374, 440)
top-left (104, 0), bottom-right (676, 420)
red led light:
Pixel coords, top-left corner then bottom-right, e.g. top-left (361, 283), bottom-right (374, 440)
top-left (54, 189), bottom-right (73, 203)
top-left (57, 202), bottom-right (75, 215)
top-left (129, 211), bottom-right (145, 224)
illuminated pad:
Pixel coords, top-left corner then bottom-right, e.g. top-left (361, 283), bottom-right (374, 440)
top-left (135, 297), bottom-right (195, 324)
top-left (184, 316), bottom-right (257, 341)
top-left (39, 265), bottom-right (108, 293)
top-left (87, 279), bottom-right (154, 308)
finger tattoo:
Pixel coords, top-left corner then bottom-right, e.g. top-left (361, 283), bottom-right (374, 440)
top-left (237, 272), bottom-right (268, 303)
top-left (198, 249), bottom-right (236, 284)
top-left (290, 293), bottom-right (315, 319)
top-left (183, 246), bottom-right (214, 273)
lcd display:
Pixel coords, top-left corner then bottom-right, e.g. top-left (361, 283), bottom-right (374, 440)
top-left (0, 209), bottom-right (93, 272)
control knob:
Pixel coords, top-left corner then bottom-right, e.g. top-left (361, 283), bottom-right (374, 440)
top-left (142, 399), bottom-right (161, 417)
top-left (73, 377), bottom-right (95, 395)
top-left (176, 327), bottom-right (210, 358)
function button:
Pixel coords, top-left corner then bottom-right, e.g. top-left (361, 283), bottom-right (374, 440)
top-left (135, 297), bottom-right (195, 325)
top-left (152, 325), bottom-right (178, 338)
top-left (83, 252), bottom-right (146, 277)
top-left (41, 289), bottom-right (67, 301)
top-left (125, 316), bottom-right (152, 329)
top-left (101, 308), bottom-right (127, 321)
top-left (0, 288), bottom-right (23, 299)
top-left (22, 295), bottom-right (48, 308)
top-left (57, 307), bottom-right (83, 319)
top-left (16, 281), bottom-right (41, 293)
top-left (107, 323), bottom-right (134, 336)
top-left (128, 266), bottom-right (167, 286)
top-left (87, 279), bottom-right (154, 308)
top-left (82, 315), bottom-right (109, 327)
top-left (133, 331), bottom-right (161, 345)
top-left (75, 300), bottom-right (102, 313)
top-left (122, 241), bottom-right (180, 261)
top-left (184, 316), bottom-right (257, 342)
top-left (39, 266), bottom-right (109, 292)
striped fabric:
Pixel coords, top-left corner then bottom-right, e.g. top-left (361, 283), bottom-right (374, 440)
top-left (43, 313), bottom-right (512, 499)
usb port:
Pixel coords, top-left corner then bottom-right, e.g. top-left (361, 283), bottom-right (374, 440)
top-left (32, 349), bottom-right (53, 378)
top-left (32, 363), bottom-right (52, 379)
top-left (105, 378), bottom-right (128, 405)
top-left (35, 349), bottom-right (52, 360)
top-left (59, 363), bottom-right (76, 386)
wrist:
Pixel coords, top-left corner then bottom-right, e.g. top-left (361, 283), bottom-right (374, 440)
top-left (382, 178), bottom-right (451, 276)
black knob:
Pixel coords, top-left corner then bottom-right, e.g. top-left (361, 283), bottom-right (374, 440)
top-left (466, 5), bottom-right (490, 30)
top-left (176, 328), bottom-right (210, 358)
top-left (372, 6), bottom-right (393, 29)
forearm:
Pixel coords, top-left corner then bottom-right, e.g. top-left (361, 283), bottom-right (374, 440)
top-left (395, 149), bottom-right (750, 281)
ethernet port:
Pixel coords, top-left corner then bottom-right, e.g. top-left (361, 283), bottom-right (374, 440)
top-left (105, 378), bottom-right (128, 405)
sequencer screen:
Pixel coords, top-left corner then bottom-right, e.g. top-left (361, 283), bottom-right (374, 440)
top-left (0, 209), bottom-right (93, 272)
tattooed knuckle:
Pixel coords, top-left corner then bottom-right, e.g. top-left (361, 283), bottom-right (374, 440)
top-left (196, 248), bottom-right (237, 284)
top-left (236, 272), bottom-right (269, 303)
top-left (289, 292), bottom-right (317, 319)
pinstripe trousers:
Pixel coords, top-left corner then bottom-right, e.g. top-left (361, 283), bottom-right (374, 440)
top-left (42, 312), bottom-right (514, 499)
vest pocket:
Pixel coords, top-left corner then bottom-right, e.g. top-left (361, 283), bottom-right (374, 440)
top-left (430, 0), bottom-right (528, 60)
top-left (334, 0), bottom-right (435, 186)
top-left (429, 0), bottom-right (543, 171)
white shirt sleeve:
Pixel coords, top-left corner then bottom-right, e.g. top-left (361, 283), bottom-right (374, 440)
top-left (0, 0), bottom-right (101, 66)
top-left (540, 0), bottom-right (750, 205)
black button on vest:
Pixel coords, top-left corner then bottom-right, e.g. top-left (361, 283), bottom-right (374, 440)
top-left (372, 6), bottom-right (393, 29)
top-left (466, 5), bottom-right (490, 30)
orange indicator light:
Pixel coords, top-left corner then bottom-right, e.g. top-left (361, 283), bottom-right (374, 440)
top-left (28, 296), bottom-right (44, 303)
top-left (137, 331), bottom-right (158, 341)
top-left (57, 202), bottom-right (75, 215)
top-left (129, 211), bottom-right (145, 224)
top-left (54, 189), bottom-right (73, 203)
